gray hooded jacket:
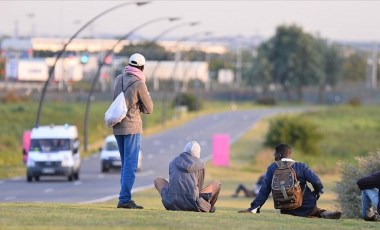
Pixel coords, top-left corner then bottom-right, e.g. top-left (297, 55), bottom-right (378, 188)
top-left (161, 152), bottom-right (207, 212)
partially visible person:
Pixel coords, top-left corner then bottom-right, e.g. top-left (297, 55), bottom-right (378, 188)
top-left (154, 141), bottom-right (221, 213)
top-left (238, 144), bottom-right (342, 219)
top-left (232, 173), bottom-right (266, 198)
top-left (357, 171), bottom-right (380, 222)
top-left (113, 53), bottom-right (153, 209)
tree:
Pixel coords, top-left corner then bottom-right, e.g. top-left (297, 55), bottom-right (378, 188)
top-left (341, 52), bottom-right (367, 82)
top-left (316, 39), bottom-right (343, 103)
top-left (118, 41), bottom-right (171, 60)
top-left (268, 25), bottom-right (324, 101)
top-left (247, 44), bottom-right (273, 94)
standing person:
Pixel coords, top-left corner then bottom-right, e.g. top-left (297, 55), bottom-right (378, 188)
top-left (357, 171), bottom-right (380, 221)
top-left (232, 173), bottom-right (266, 198)
top-left (238, 144), bottom-right (342, 219)
top-left (154, 141), bottom-right (221, 213)
top-left (113, 53), bottom-right (153, 209)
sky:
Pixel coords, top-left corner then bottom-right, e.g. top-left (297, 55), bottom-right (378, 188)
top-left (1, 0), bottom-right (380, 42)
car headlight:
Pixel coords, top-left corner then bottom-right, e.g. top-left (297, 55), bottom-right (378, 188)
top-left (27, 158), bottom-right (35, 167)
top-left (61, 155), bottom-right (71, 167)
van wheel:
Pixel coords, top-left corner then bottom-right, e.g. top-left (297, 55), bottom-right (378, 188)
top-left (68, 174), bottom-right (74, 181)
top-left (27, 175), bottom-right (32, 182)
top-left (35, 176), bottom-right (40, 181)
top-left (73, 172), bottom-right (79, 180)
top-left (101, 166), bottom-right (109, 173)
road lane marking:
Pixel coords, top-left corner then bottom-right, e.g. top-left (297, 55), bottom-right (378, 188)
top-left (98, 174), bottom-right (105, 178)
top-left (44, 188), bottom-right (54, 193)
top-left (79, 184), bottom-right (155, 204)
top-left (11, 176), bottom-right (22, 181)
top-left (136, 170), bottom-right (154, 177)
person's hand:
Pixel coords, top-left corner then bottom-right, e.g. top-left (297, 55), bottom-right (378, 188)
top-left (312, 190), bottom-right (321, 200)
top-left (238, 207), bottom-right (260, 213)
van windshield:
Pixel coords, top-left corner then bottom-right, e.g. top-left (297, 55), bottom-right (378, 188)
top-left (30, 139), bottom-right (71, 152)
top-left (105, 141), bottom-right (118, 151)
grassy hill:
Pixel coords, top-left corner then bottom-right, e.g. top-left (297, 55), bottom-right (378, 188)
top-left (1, 111), bottom-right (377, 229)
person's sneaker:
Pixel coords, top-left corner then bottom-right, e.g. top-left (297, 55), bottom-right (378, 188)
top-left (364, 214), bottom-right (380, 222)
top-left (320, 211), bottom-right (342, 219)
top-left (117, 200), bottom-right (143, 209)
top-left (238, 209), bottom-right (253, 213)
top-left (209, 206), bottom-right (216, 213)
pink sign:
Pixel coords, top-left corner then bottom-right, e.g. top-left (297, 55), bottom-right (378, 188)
top-left (212, 134), bottom-right (230, 166)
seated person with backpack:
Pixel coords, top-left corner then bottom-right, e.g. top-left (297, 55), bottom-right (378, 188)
top-left (154, 141), bottom-right (221, 213)
top-left (357, 170), bottom-right (380, 222)
top-left (238, 144), bottom-right (342, 219)
top-left (232, 173), bottom-right (266, 198)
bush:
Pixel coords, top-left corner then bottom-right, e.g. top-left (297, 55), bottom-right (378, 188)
top-left (334, 150), bottom-right (380, 218)
top-left (1, 91), bottom-right (29, 103)
top-left (347, 97), bottom-right (361, 106)
top-left (264, 115), bottom-right (323, 155)
top-left (172, 93), bottom-right (202, 111)
top-left (256, 97), bottom-right (276, 105)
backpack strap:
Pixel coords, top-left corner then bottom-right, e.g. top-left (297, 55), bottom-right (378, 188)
top-left (121, 73), bottom-right (140, 93)
top-left (275, 160), bottom-right (295, 169)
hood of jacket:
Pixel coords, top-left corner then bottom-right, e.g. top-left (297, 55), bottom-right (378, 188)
top-left (124, 65), bottom-right (146, 82)
top-left (174, 152), bottom-right (204, 173)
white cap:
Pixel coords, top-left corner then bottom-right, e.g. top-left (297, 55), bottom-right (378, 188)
top-left (183, 141), bottom-right (201, 159)
top-left (129, 53), bottom-right (145, 67)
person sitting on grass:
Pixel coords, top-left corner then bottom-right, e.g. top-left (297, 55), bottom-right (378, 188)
top-left (238, 143), bottom-right (342, 219)
top-left (357, 170), bottom-right (380, 222)
top-left (154, 141), bottom-right (221, 213)
top-left (232, 173), bottom-right (265, 198)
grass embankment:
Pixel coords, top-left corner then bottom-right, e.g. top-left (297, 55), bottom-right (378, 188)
top-left (1, 106), bottom-right (378, 229)
top-left (0, 99), bottom-right (253, 179)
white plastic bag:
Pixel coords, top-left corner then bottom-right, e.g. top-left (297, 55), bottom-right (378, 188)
top-left (104, 92), bottom-right (127, 127)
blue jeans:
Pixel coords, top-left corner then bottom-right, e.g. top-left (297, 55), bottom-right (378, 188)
top-left (361, 188), bottom-right (379, 218)
top-left (115, 134), bottom-right (141, 204)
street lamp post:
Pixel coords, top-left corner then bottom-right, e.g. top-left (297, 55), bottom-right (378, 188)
top-left (34, 1), bottom-right (150, 128)
top-left (180, 34), bottom-right (214, 92)
top-left (161, 31), bottom-right (211, 124)
top-left (170, 31), bottom-right (212, 93)
top-left (145, 21), bottom-right (200, 91)
top-left (83, 17), bottom-right (179, 151)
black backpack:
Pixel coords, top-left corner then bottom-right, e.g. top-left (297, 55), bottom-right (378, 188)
top-left (271, 161), bottom-right (303, 210)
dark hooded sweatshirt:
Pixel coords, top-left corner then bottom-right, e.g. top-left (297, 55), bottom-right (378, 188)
top-left (160, 152), bottom-right (207, 212)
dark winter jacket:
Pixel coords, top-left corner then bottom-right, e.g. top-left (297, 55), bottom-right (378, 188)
top-left (249, 158), bottom-right (324, 217)
top-left (357, 170), bottom-right (380, 213)
top-left (161, 152), bottom-right (207, 212)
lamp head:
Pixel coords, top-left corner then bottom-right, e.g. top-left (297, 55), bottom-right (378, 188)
top-left (136, 1), bottom-right (151, 7)
top-left (169, 17), bottom-right (181, 22)
top-left (190, 22), bottom-right (200, 26)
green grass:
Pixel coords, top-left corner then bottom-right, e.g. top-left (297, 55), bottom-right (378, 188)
top-left (0, 114), bottom-right (376, 230)
top-left (296, 105), bottom-right (380, 173)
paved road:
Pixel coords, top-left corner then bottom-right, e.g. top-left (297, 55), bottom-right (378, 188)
top-left (0, 108), bottom-right (298, 204)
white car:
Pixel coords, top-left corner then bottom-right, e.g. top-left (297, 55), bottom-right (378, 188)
top-left (100, 135), bottom-right (142, 173)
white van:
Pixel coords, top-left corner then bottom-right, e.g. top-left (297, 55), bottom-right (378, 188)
top-left (26, 124), bottom-right (81, 182)
top-left (100, 135), bottom-right (142, 173)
